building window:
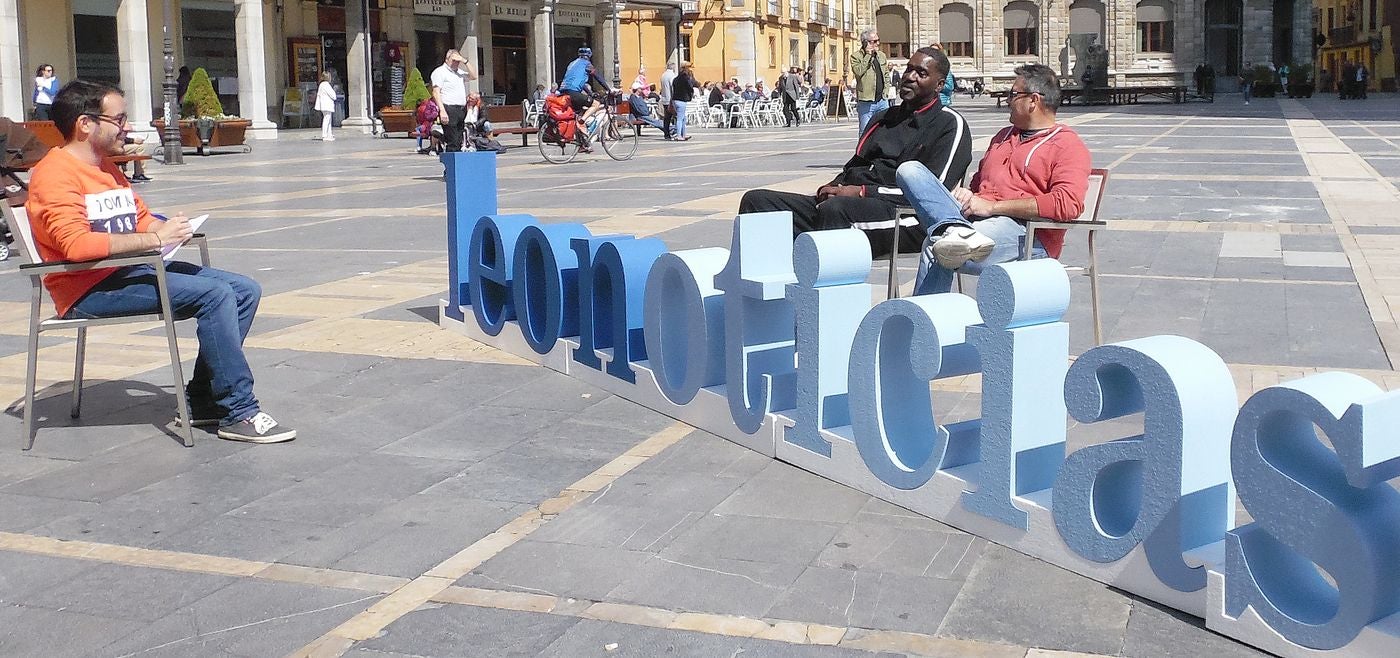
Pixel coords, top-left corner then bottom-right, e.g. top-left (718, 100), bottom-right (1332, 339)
top-left (876, 5), bottom-right (910, 59)
top-left (769, 36), bottom-right (777, 67)
top-left (829, 44), bottom-right (837, 70)
top-left (790, 38), bottom-right (800, 66)
top-left (1003, 2), bottom-right (1038, 56)
top-left (680, 32), bottom-right (692, 63)
top-left (731, 0), bottom-right (744, 6)
top-left (938, 3), bottom-right (974, 57)
top-left (1136, 0), bottom-right (1173, 53)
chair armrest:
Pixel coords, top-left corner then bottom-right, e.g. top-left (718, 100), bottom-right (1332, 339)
top-left (17, 251), bottom-right (164, 276)
top-left (1023, 217), bottom-right (1107, 228)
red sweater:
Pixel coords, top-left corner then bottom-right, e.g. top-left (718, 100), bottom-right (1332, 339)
top-left (970, 124), bottom-right (1091, 258)
top-left (25, 148), bottom-right (159, 317)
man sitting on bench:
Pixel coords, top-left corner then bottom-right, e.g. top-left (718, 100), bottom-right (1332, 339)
top-left (737, 47), bottom-right (971, 257)
top-left (25, 80), bottom-right (296, 443)
top-left (897, 63), bottom-right (1090, 295)
top-left (626, 83), bottom-right (669, 136)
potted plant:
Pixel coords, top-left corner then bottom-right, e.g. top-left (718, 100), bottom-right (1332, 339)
top-left (150, 68), bottom-right (251, 155)
top-left (378, 67), bottom-right (430, 137)
top-left (1286, 62), bottom-right (1315, 98)
top-left (1251, 64), bottom-right (1278, 97)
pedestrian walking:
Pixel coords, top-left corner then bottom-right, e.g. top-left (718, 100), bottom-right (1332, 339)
top-left (779, 66), bottom-right (802, 127)
top-left (671, 61), bottom-right (696, 141)
top-left (659, 62), bottom-right (677, 139)
top-left (1239, 63), bottom-right (1253, 105)
top-left (314, 71), bottom-right (337, 141)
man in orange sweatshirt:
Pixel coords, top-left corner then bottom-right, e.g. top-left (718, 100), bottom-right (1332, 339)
top-left (895, 63), bottom-right (1091, 295)
top-left (25, 80), bottom-right (295, 443)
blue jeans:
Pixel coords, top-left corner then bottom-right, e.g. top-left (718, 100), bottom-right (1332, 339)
top-left (1241, 82), bottom-right (1252, 103)
top-left (66, 262), bottom-right (263, 426)
top-left (856, 99), bottom-right (888, 134)
top-left (895, 161), bottom-right (1046, 296)
top-left (673, 101), bottom-right (688, 137)
top-left (634, 114), bottom-right (666, 133)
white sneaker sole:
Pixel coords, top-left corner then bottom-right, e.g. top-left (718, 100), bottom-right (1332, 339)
top-left (932, 238), bottom-right (995, 270)
top-left (216, 427), bottom-right (297, 444)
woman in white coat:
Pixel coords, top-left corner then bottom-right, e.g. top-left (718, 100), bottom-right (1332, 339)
top-left (315, 71), bottom-right (337, 141)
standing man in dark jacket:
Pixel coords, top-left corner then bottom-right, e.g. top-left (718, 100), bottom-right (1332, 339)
top-left (779, 67), bottom-right (802, 127)
top-left (738, 47), bottom-right (970, 257)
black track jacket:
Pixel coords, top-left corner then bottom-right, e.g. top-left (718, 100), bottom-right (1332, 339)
top-left (832, 97), bottom-right (972, 205)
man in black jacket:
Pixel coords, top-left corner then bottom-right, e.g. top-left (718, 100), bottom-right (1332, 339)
top-left (738, 47), bottom-right (971, 257)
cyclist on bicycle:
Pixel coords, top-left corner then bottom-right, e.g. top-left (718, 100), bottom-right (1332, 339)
top-left (559, 47), bottom-right (613, 130)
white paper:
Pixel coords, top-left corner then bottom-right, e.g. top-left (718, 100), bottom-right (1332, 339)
top-left (162, 214), bottom-right (208, 260)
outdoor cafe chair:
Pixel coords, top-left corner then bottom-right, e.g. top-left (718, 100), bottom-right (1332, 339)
top-left (4, 199), bottom-right (210, 449)
top-left (881, 169), bottom-right (1110, 344)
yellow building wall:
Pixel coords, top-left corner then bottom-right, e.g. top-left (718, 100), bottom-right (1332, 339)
top-left (1316, 0), bottom-right (1394, 90)
top-left (619, 11), bottom-right (669, 86)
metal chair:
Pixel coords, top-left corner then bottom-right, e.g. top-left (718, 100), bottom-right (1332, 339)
top-left (5, 197), bottom-right (210, 450)
top-left (883, 169), bottom-right (1110, 343)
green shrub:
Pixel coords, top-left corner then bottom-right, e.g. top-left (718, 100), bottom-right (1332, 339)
top-left (180, 67), bottom-right (224, 119)
top-left (402, 67), bottom-right (431, 110)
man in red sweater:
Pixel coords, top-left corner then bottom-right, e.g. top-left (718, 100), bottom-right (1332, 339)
top-left (895, 63), bottom-right (1091, 295)
top-left (25, 80), bottom-right (295, 443)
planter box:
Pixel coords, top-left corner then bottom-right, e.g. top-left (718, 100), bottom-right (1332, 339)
top-left (378, 108), bottom-right (418, 137)
top-left (150, 118), bottom-right (252, 156)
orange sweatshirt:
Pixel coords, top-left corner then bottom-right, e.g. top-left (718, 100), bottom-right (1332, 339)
top-left (25, 148), bottom-right (158, 317)
top-left (969, 124), bottom-right (1092, 259)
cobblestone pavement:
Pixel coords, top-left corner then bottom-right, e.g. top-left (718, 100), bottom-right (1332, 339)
top-left (0, 92), bottom-right (1396, 657)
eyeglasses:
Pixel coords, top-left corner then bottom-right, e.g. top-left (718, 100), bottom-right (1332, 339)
top-left (84, 113), bottom-right (129, 128)
top-left (1006, 90), bottom-right (1039, 102)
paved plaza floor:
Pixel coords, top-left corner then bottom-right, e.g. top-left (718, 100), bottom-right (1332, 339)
top-left (1, 92), bottom-right (1399, 657)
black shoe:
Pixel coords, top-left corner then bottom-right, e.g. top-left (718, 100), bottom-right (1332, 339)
top-left (217, 412), bottom-right (296, 444)
top-left (131, 173), bottom-right (152, 182)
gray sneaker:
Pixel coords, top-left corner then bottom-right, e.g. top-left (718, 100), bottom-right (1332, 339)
top-left (217, 412), bottom-right (296, 444)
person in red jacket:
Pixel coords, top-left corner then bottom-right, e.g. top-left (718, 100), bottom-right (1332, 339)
top-left (895, 63), bottom-right (1091, 295)
top-left (25, 80), bottom-right (295, 443)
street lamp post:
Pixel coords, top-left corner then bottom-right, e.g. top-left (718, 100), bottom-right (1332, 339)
top-left (611, 2), bottom-right (623, 89)
top-left (161, 0), bottom-right (183, 165)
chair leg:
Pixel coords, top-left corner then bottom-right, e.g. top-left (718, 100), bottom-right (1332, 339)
top-left (886, 226), bottom-right (902, 300)
top-left (1088, 228), bottom-right (1103, 345)
top-left (154, 265), bottom-right (195, 447)
top-left (71, 326), bottom-right (86, 418)
top-left (23, 284), bottom-right (42, 451)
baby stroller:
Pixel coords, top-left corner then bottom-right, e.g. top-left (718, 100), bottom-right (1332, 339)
top-left (415, 99), bottom-right (442, 155)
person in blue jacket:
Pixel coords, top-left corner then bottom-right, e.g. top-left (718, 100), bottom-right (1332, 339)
top-left (559, 47), bottom-right (613, 129)
top-left (33, 64), bottom-right (59, 120)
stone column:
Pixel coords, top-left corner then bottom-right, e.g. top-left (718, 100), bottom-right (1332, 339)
top-left (344, 0), bottom-right (374, 131)
top-left (0, 0), bottom-right (20, 122)
top-left (478, 4), bottom-right (496, 97)
top-left (457, 0), bottom-right (482, 93)
top-left (532, 0), bottom-right (556, 88)
top-left (116, 0), bottom-right (156, 138)
top-left (662, 8), bottom-right (680, 65)
top-left (235, 0), bottom-right (278, 138)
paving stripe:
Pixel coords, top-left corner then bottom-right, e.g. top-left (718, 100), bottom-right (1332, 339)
top-left (285, 420), bottom-right (695, 658)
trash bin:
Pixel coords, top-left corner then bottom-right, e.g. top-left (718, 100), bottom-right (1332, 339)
top-left (333, 94), bottom-right (346, 128)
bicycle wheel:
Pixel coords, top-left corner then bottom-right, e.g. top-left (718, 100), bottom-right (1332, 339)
top-left (537, 124), bottom-right (579, 164)
top-left (600, 117), bottom-right (638, 161)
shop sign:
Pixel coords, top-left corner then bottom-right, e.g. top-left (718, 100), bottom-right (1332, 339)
top-left (491, 1), bottom-right (531, 21)
top-left (555, 6), bottom-right (595, 24)
top-left (415, 0), bottom-right (456, 14)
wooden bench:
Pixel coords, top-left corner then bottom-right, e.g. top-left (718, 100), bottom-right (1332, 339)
top-left (487, 104), bottom-right (534, 147)
top-left (884, 169), bottom-right (1111, 344)
top-left (22, 120), bottom-right (152, 167)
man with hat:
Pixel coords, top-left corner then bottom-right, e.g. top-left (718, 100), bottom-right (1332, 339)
top-left (431, 49), bottom-right (478, 152)
top-left (626, 83), bottom-right (668, 136)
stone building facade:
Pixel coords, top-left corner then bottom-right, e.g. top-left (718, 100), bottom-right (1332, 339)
top-left (858, 0), bottom-right (1315, 90)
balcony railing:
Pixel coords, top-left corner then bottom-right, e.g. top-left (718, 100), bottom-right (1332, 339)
top-left (825, 6), bottom-right (836, 27)
top-left (679, 0), bottom-right (698, 14)
top-left (808, 1), bottom-right (828, 23)
top-left (842, 10), bottom-right (853, 32)
top-left (1330, 25), bottom-right (1356, 45)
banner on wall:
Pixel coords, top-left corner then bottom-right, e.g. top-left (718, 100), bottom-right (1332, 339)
top-left (415, 0), bottom-right (456, 15)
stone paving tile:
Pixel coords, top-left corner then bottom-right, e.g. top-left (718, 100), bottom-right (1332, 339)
top-left (356, 603), bottom-right (579, 657)
top-left (811, 522), bottom-right (984, 580)
top-left (0, 551), bottom-right (99, 603)
top-left (528, 502), bottom-right (705, 553)
top-left (21, 562), bottom-right (238, 622)
top-left (712, 461), bottom-right (870, 524)
top-left (766, 566), bottom-right (966, 634)
top-left (937, 544), bottom-right (1131, 655)
top-left (0, 603), bottom-right (136, 658)
top-left (539, 617), bottom-right (898, 657)
top-left (1119, 600), bottom-right (1269, 658)
top-left (658, 513), bottom-right (841, 567)
top-left (606, 552), bottom-right (807, 618)
top-left (461, 539), bottom-right (653, 601)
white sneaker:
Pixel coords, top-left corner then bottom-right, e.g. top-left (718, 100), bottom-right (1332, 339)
top-left (929, 226), bottom-right (995, 270)
top-left (324, 136), bottom-right (336, 141)
top-left (217, 412), bottom-right (296, 444)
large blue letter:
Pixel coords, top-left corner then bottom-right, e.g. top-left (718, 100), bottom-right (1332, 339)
top-left (468, 214), bottom-right (537, 336)
top-left (643, 248), bottom-right (729, 405)
top-left (571, 235), bottom-right (666, 383)
top-left (1052, 336), bottom-right (1236, 593)
top-left (512, 223), bottom-right (591, 353)
top-left (962, 259), bottom-right (1070, 529)
top-left (784, 229), bottom-right (872, 457)
top-left (846, 294), bottom-right (981, 490)
top-left (1226, 372), bottom-right (1400, 650)
top-left (444, 152), bottom-right (498, 321)
top-left (713, 213), bottom-right (797, 434)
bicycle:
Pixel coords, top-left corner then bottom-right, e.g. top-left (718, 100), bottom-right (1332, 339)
top-left (537, 91), bottom-right (638, 164)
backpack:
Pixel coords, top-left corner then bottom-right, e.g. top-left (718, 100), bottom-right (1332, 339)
top-left (543, 93), bottom-right (576, 141)
top-left (416, 99), bottom-right (439, 124)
